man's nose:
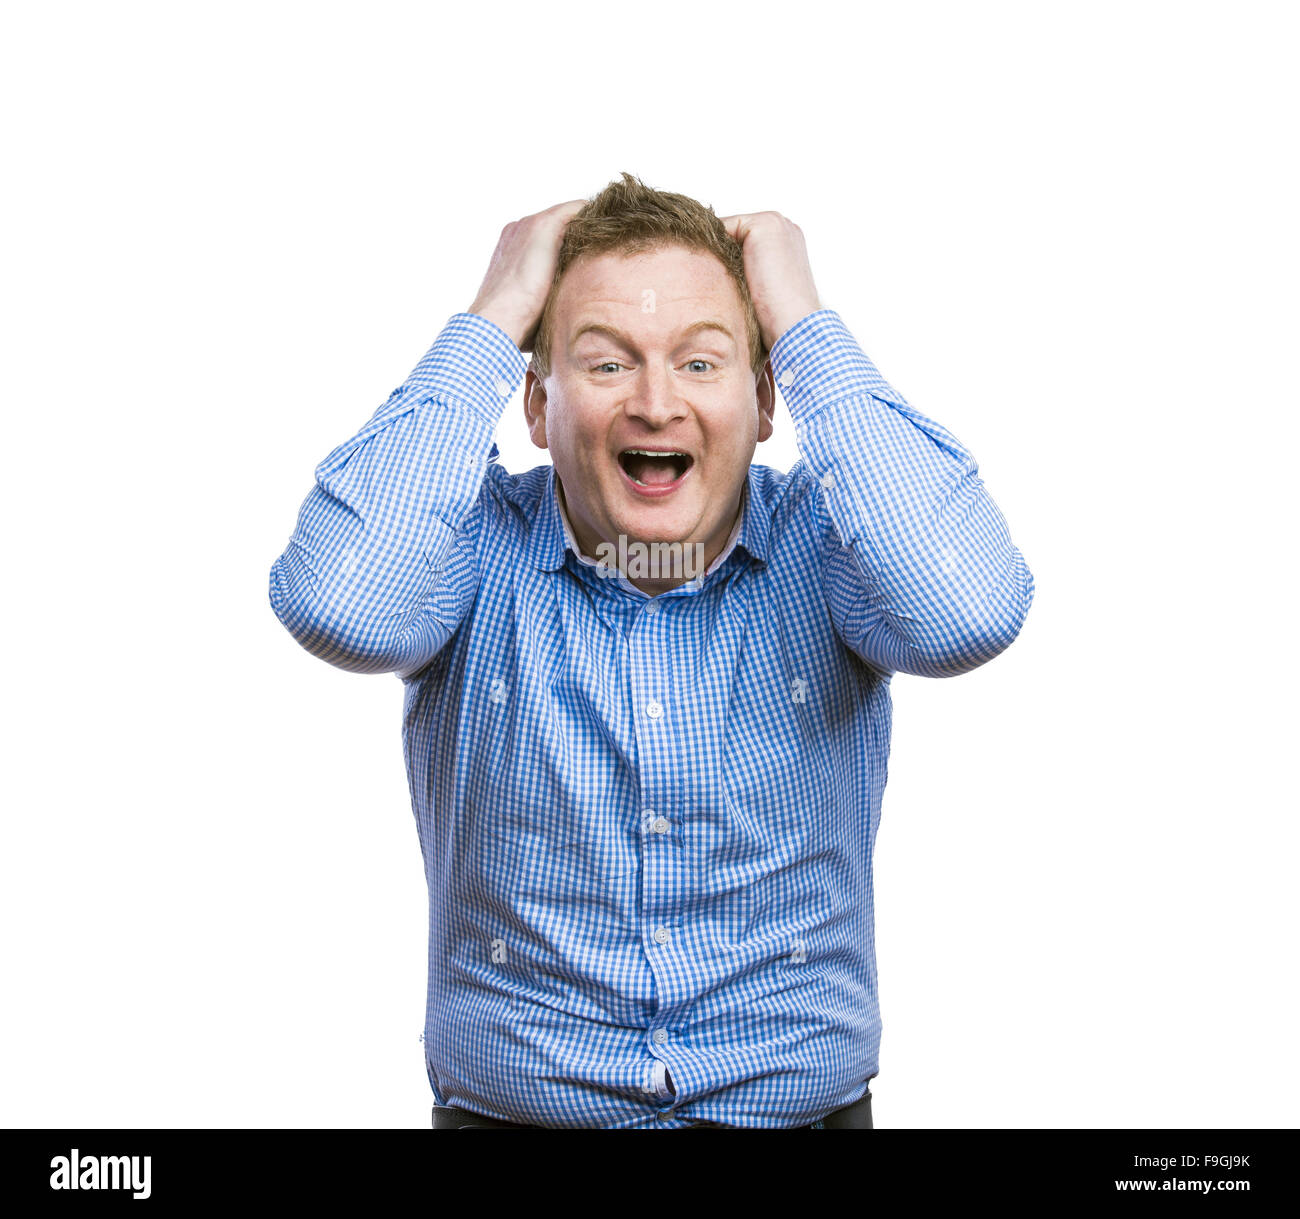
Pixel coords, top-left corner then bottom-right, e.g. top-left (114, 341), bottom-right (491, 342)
top-left (623, 366), bottom-right (688, 428)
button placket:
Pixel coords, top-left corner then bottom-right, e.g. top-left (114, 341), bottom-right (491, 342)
top-left (629, 598), bottom-right (684, 1019)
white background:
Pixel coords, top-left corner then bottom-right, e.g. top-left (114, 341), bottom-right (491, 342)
top-left (3, 0), bottom-right (1296, 1129)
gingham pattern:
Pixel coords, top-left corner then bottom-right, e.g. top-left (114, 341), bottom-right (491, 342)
top-left (269, 309), bottom-right (1035, 1128)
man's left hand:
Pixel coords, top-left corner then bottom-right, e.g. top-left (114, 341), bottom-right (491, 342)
top-left (720, 211), bottom-right (823, 351)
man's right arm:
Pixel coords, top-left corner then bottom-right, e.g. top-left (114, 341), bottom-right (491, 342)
top-left (267, 199), bottom-right (587, 677)
top-left (267, 314), bottom-right (525, 676)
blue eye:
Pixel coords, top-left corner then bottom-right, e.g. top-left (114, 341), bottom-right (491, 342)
top-left (687, 360), bottom-right (713, 373)
top-left (595, 362), bottom-right (624, 374)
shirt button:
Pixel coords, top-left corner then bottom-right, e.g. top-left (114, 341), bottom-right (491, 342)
top-left (779, 369), bottom-right (795, 388)
top-left (652, 1028), bottom-right (669, 1045)
top-left (821, 471), bottom-right (836, 489)
top-left (494, 377), bottom-right (511, 397)
top-left (645, 700), bottom-right (663, 720)
top-left (652, 817), bottom-right (669, 835)
top-left (644, 601), bottom-right (659, 615)
top-left (653, 926), bottom-right (671, 945)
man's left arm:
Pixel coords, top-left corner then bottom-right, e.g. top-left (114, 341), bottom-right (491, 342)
top-left (725, 211), bottom-right (1034, 678)
top-left (771, 308), bottom-right (1035, 677)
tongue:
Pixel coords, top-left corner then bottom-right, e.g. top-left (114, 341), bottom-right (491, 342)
top-left (624, 454), bottom-right (681, 486)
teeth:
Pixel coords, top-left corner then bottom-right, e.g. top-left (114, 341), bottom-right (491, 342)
top-left (621, 448), bottom-right (690, 488)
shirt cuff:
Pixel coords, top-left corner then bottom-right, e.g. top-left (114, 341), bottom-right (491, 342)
top-left (402, 311), bottom-right (530, 423)
top-left (768, 309), bottom-right (909, 424)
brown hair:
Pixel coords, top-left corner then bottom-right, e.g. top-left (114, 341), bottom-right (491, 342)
top-left (528, 171), bottom-right (766, 380)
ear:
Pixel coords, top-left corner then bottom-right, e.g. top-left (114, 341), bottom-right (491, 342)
top-left (755, 357), bottom-right (776, 443)
top-left (523, 364), bottom-right (550, 450)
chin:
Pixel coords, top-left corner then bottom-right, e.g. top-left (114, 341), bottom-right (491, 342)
top-left (617, 500), bottom-right (703, 545)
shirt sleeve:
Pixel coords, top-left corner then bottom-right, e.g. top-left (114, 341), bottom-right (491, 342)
top-left (769, 309), bottom-right (1035, 678)
top-left (268, 312), bottom-right (527, 676)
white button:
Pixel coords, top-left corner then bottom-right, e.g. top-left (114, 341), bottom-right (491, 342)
top-left (653, 926), bottom-right (670, 944)
top-left (652, 1028), bottom-right (669, 1045)
top-left (494, 377), bottom-right (511, 397)
top-left (652, 817), bottom-right (669, 835)
top-left (645, 700), bottom-right (663, 720)
top-left (821, 471), bottom-right (836, 489)
top-left (645, 601), bottom-right (659, 615)
top-left (779, 369), bottom-right (795, 387)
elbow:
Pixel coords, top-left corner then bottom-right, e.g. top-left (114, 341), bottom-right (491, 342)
top-left (913, 554), bottom-right (1036, 677)
top-left (267, 556), bottom-right (407, 676)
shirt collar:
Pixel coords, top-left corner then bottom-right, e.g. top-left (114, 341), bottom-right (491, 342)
top-left (525, 463), bottom-right (770, 577)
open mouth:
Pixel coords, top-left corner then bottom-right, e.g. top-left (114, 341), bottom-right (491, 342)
top-left (617, 448), bottom-right (694, 492)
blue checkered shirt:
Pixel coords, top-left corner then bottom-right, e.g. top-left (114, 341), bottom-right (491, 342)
top-left (268, 308), bottom-right (1035, 1128)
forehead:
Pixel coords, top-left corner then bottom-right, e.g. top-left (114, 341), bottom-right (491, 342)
top-left (555, 244), bottom-right (743, 330)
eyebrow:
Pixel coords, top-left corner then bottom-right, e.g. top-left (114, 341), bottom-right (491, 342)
top-left (568, 319), bottom-right (737, 349)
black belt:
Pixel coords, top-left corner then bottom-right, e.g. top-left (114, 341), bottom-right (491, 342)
top-left (432, 1089), bottom-right (872, 1130)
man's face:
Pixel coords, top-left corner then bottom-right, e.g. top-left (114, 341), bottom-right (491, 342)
top-left (523, 244), bottom-right (774, 581)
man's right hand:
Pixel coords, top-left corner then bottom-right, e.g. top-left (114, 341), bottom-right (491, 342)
top-left (467, 199), bottom-right (587, 352)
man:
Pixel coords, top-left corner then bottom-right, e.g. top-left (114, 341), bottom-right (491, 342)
top-left (268, 173), bottom-right (1035, 1129)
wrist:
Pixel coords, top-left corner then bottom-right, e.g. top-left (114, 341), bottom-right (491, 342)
top-left (764, 299), bottom-right (823, 350)
top-left (466, 300), bottom-right (531, 350)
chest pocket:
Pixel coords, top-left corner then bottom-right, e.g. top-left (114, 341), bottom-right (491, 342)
top-left (719, 577), bottom-right (845, 872)
top-left (722, 673), bottom-right (834, 856)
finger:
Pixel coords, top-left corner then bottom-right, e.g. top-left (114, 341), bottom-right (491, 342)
top-left (548, 199), bottom-right (588, 223)
top-left (719, 214), bottom-right (754, 241)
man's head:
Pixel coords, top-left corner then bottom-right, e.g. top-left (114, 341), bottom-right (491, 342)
top-left (523, 173), bottom-right (775, 590)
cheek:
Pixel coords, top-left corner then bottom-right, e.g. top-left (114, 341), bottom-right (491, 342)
top-left (707, 413), bottom-right (757, 463)
top-left (558, 402), bottom-right (606, 454)
top-left (554, 425), bottom-right (613, 488)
